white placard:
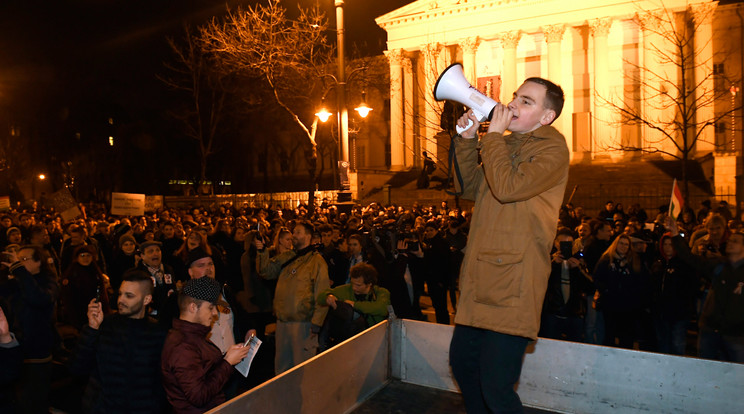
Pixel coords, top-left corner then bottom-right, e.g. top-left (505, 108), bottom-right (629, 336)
top-left (111, 192), bottom-right (145, 216)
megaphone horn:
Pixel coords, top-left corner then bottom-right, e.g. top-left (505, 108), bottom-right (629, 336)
top-left (433, 63), bottom-right (498, 134)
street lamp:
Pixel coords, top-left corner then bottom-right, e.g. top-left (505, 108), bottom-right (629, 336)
top-left (335, 0), bottom-right (348, 166)
top-left (731, 85), bottom-right (739, 151)
top-left (312, 0), bottom-right (372, 200)
top-left (315, 106), bottom-right (333, 123)
top-left (354, 91), bottom-right (372, 118)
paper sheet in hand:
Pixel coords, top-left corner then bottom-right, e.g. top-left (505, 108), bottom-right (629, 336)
top-left (235, 336), bottom-right (262, 377)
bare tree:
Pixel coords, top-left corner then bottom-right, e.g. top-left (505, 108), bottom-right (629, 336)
top-left (198, 0), bottom-right (334, 194)
top-left (161, 26), bottom-right (231, 194)
top-left (599, 2), bottom-right (742, 202)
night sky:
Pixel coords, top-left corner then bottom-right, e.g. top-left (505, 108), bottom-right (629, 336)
top-left (0, 0), bottom-right (414, 195)
top-left (0, 0), bottom-right (414, 119)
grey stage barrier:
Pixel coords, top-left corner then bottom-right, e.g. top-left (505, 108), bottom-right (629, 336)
top-left (210, 319), bottom-right (744, 414)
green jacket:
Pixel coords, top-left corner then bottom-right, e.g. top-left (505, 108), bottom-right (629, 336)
top-left (257, 248), bottom-right (330, 326)
top-left (317, 284), bottom-right (391, 327)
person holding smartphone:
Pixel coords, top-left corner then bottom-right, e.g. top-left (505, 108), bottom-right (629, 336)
top-left (539, 228), bottom-right (594, 342)
top-left (70, 269), bottom-right (169, 414)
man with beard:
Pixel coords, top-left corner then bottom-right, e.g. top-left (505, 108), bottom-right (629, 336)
top-left (255, 221), bottom-right (330, 374)
top-left (161, 277), bottom-right (250, 413)
top-left (70, 269), bottom-right (168, 413)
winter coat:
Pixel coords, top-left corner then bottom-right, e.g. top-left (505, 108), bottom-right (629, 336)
top-left (317, 284), bottom-right (391, 326)
top-left (672, 235), bottom-right (744, 336)
top-left (135, 262), bottom-right (177, 323)
top-left (6, 263), bottom-right (59, 359)
top-left (71, 315), bottom-right (167, 414)
top-left (593, 255), bottom-right (651, 313)
top-left (161, 319), bottom-right (233, 414)
top-left (257, 246), bottom-right (331, 326)
top-left (650, 235), bottom-right (698, 322)
top-left (542, 259), bottom-right (593, 318)
top-left (452, 126), bottom-right (569, 339)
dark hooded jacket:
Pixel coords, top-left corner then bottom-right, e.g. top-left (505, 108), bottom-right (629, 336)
top-left (650, 233), bottom-right (698, 321)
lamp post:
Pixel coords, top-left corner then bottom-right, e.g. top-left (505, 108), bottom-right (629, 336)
top-left (312, 0), bottom-right (372, 200)
top-left (335, 0), bottom-right (349, 166)
top-left (731, 85), bottom-right (739, 152)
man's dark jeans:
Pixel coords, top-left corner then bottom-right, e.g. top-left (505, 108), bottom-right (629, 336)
top-left (450, 324), bottom-right (528, 414)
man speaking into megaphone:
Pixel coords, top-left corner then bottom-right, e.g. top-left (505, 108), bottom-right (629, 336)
top-left (447, 77), bottom-right (570, 414)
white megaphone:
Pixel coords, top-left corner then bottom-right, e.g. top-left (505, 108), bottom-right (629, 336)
top-left (433, 63), bottom-right (498, 134)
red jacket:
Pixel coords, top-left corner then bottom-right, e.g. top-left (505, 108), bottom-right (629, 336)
top-left (161, 318), bottom-right (233, 413)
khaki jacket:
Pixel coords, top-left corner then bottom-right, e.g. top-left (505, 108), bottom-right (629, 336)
top-left (453, 126), bottom-right (569, 339)
top-left (257, 249), bottom-right (330, 327)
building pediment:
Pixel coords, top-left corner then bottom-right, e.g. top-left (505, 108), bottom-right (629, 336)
top-left (376, 0), bottom-right (491, 27)
top-left (376, 0), bottom-right (701, 31)
top-left (376, 0), bottom-right (701, 51)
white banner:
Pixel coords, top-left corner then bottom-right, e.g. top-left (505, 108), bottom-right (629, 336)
top-left (111, 192), bottom-right (145, 216)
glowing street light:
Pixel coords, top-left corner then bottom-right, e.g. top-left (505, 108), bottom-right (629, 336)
top-left (38, 174), bottom-right (46, 180)
top-left (354, 91), bottom-right (372, 118)
top-left (315, 107), bottom-right (333, 123)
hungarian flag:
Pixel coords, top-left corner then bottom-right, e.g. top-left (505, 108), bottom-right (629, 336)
top-left (669, 179), bottom-right (684, 220)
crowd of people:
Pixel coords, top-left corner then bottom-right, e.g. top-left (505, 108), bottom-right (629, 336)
top-left (0, 196), bottom-right (741, 413)
top-left (548, 199), bottom-right (743, 360)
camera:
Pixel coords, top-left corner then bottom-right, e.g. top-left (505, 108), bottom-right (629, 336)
top-left (706, 244), bottom-right (718, 253)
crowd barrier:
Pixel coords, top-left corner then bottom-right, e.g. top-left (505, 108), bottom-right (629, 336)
top-left (209, 319), bottom-right (744, 414)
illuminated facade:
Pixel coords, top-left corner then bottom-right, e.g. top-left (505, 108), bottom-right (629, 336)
top-left (375, 0), bottom-right (743, 199)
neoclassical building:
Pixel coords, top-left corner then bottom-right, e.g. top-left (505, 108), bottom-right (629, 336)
top-left (372, 0), bottom-right (742, 201)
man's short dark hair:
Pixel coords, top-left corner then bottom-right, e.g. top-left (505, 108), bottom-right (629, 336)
top-left (318, 224), bottom-right (333, 234)
top-left (349, 263), bottom-right (377, 285)
top-left (348, 234), bottom-right (364, 245)
top-left (178, 294), bottom-right (206, 315)
top-left (29, 225), bottom-right (46, 240)
top-left (122, 269), bottom-right (155, 296)
top-left (589, 219), bottom-right (610, 236)
top-left (18, 244), bottom-right (43, 262)
top-left (555, 227), bottom-right (575, 240)
top-left (524, 77), bottom-right (564, 121)
top-left (295, 220), bottom-right (315, 235)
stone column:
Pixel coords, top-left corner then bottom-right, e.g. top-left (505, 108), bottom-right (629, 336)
top-left (544, 25), bottom-right (564, 85)
top-left (544, 24), bottom-right (566, 141)
top-left (385, 49), bottom-right (406, 170)
top-left (590, 18), bottom-right (613, 157)
top-left (500, 31), bottom-right (521, 102)
top-left (403, 57), bottom-right (415, 167)
top-left (460, 37), bottom-right (480, 84)
top-left (638, 11), bottom-right (673, 155)
top-left (692, 2), bottom-right (718, 154)
top-left (421, 42), bottom-right (442, 159)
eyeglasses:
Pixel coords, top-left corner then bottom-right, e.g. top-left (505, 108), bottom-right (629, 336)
top-left (78, 253), bottom-right (92, 258)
